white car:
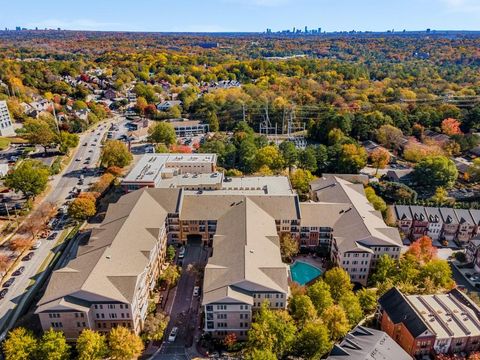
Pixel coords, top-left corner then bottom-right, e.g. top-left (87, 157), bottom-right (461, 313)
top-left (178, 247), bottom-right (185, 259)
top-left (193, 286), bottom-right (200, 297)
top-left (168, 327), bottom-right (178, 342)
top-left (31, 240), bottom-right (42, 250)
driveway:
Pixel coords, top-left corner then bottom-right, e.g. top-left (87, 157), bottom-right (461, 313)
top-left (153, 241), bottom-right (208, 360)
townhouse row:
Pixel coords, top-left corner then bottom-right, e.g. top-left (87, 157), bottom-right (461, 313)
top-left (395, 205), bottom-right (480, 244)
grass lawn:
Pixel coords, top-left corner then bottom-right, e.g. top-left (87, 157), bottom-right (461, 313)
top-left (0, 137), bottom-right (11, 150)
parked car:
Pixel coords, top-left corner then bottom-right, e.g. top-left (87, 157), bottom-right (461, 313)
top-left (22, 252), bottom-right (35, 261)
top-left (178, 247), bottom-right (185, 259)
top-left (168, 327), bottom-right (178, 342)
top-left (13, 266), bottom-right (25, 276)
top-left (193, 286), bottom-right (200, 297)
top-left (32, 240), bottom-right (42, 250)
top-left (0, 288), bottom-right (8, 299)
top-left (47, 232), bottom-right (58, 241)
top-left (3, 278), bottom-right (15, 287)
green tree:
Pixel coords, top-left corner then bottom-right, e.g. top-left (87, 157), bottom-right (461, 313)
top-left (76, 329), bottom-right (108, 360)
top-left (5, 160), bottom-right (50, 199)
top-left (108, 326), bottom-right (144, 360)
top-left (36, 329), bottom-right (70, 360)
top-left (288, 294), bottom-right (317, 327)
top-left (412, 156), bottom-right (458, 190)
top-left (357, 288), bottom-right (377, 313)
top-left (279, 141), bottom-right (298, 172)
top-left (244, 349), bottom-right (277, 360)
top-left (376, 124), bottom-right (404, 150)
top-left (338, 291), bottom-right (363, 325)
top-left (467, 158), bottom-right (480, 182)
top-left (371, 254), bottom-right (397, 285)
top-left (323, 305), bottom-right (350, 340)
top-left (290, 169), bottom-right (314, 196)
top-left (3, 327), bottom-right (37, 360)
top-left (420, 259), bottom-right (454, 289)
top-left (58, 131), bottom-right (79, 154)
top-left (142, 312), bottom-right (169, 341)
top-left (247, 302), bottom-right (296, 358)
top-left (298, 146), bottom-right (318, 173)
top-left (100, 140), bottom-right (133, 168)
top-left (324, 267), bottom-right (353, 303)
top-left (68, 197), bottom-right (96, 220)
top-left (166, 245), bottom-right (176, 262)
top-left (279, 233), bottom-right (299, 263)
top-left (307, 279), bottom-right (334, 316)
top-left (73, 100), bottom-right (88, 110)
top-left (23, 118), bottom-right (58, 153)
top-left (148, 122), bottom-right (177, 145)
top-left (295, 320), bottom-right (332, 360)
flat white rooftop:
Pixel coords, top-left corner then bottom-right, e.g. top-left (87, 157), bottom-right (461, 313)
top-left (123, 153), bottom-right (216, 184)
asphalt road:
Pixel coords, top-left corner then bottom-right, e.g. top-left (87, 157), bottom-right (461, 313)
top-left (0, 114), bottom-right (123, 333)
top-left (154, 242), bottom-right (206, 360)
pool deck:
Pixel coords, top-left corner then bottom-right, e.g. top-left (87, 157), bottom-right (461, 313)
top-left (292, 254), bottom-right (325, 271)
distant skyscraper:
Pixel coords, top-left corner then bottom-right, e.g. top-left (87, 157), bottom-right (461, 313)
top-left (0, 101), bottom-right (15, 137)
top-left (305, 26), bottom-right (308, 33)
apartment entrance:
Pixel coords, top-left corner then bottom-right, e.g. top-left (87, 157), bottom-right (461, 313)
top-left (187, 234), bottom-right (202, 246)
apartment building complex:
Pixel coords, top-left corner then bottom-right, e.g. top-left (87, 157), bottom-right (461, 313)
top-left (394, 205), bottom-right (480, 244)
top-left (308, 176), bottom-right (402, 285)
top-left (0, 101), bottom-right (15, 137)
top-left (379, 287), bottom-right (480, 357)
top-left (37, 162), bottom-right (401, 338)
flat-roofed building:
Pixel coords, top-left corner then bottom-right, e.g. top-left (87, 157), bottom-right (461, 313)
top-left (0, 101), bottom-right (15, 137)
top-left (166, 118), bottom-right (209, 137)
top-left (379, 287), bottom-right (480, 356)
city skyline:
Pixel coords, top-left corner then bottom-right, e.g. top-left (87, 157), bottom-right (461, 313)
top-left (1, 0), bottom-right (480, 33)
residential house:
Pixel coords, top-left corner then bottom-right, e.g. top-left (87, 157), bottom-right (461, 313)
top-left (394, 205), bottom-right (413, 235)
top-left (103, 89), bottom-right (117, 100)
top-left (424, 207), bottom-right (442, 241)
top-left (470, 210), bottom-right (480, 237)
top-left (409, 206), bottom-right (428, 239)
top-left (379, 287), bottom-right (480, 357)
top-left (454, 209), bottom-right (475, 243)
top-left (156, 100), bottom-right (182, 111)
top-left (385, 169), bottom-right (413, 183)
top-left (327, 325), bottom-right (413, 360)
top-left (439, 208), bottom-right (459, 241)
top-left (466, 236), bottom-right (480, 267)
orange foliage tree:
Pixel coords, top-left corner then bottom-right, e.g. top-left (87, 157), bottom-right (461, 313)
top-left (406, 236), bottom-right (437, 265)
top-left (441, 118), bottom-right (462, 136)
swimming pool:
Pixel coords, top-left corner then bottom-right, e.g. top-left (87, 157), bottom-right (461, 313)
top-left (290, 261), bottom-right (323, 286)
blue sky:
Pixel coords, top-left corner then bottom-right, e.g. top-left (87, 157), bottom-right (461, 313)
top-left (1, 0), bottom-right (480, 32)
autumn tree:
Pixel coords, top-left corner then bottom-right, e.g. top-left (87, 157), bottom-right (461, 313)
top-left (307, 279), bottom-right (334, 316)
top-left (100, 140), bottom-right (132, 168)
top-left (338, 144), bottom-right (367, 174)
top-left (36, 329), bottom-right (70, 360)
top-left (338, 291), bottom-right (363, 325)
top-left (148, 122), bottom-right (176, 146)
top-left (254, 145), bottom-right (284, 172)
top-left (76, 329), bottom-right (108, 360)
top-left (247, 302), bottom-right (296, 358)
top-left (370, 147), bottom-right (390, 175)
top-left (406, 236), bottom-right (437, 265)
top-left (324, 267), bottom-right (353, 303)
top-left (159, 264), bottom-right (181, 288)
top-left (376, 125), bottom-right (403, 150)
top-left (441, 118), bottom-right (462, 136)
top-left (108, 326), bottom-right (144, 360)
top-left (5, 160), bottom-right (50, 199)
top-left (68, 197), bottom-right (96, 220)
top-left (22, 118), bottom-right (58, 153)
top-left (279, 233), bottom-right (299, 263)
top-left (294, 320), bottom-right (332, 359)
top-left (3, 327), bottom-right (37, 360)
top-left (357, 288), bottom-right (377, 313)
top-left (9, 238), bottom-right (34, 253)
top-left (322, 305), bottom-right (350, 340)
top-left (290, 169), bottom-right (314, 197)
top-left (58, 131), bottom-right (79, 154)
top-left (142, 312), bottom-right (169, 341)
top-left (288, 294), bottom-right (317, 327)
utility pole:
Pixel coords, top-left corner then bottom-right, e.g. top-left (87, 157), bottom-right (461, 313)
top-left (51, 101), bottom-right (60, 133)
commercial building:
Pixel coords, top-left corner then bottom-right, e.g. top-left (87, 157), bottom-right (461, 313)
top-left (379, 287), bottom-right (480, 357)
top-left (327, 325), bottom-right (412, 360)
top-left (165, 118), bottom-right (209, 137)
top-left (0, 101), bottom-right (15, 136)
